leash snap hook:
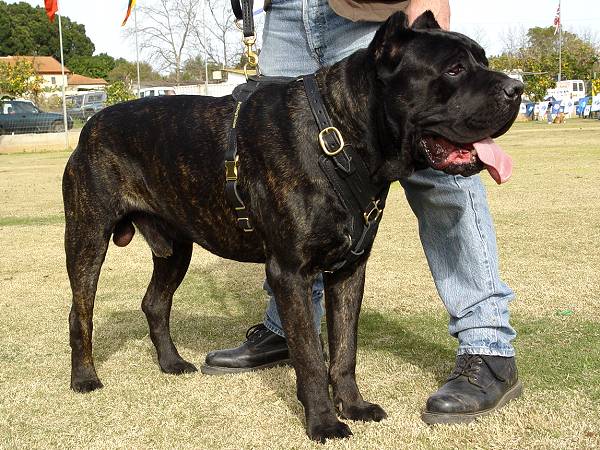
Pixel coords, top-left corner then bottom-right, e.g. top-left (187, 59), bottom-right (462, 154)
top-left (243, 35), bottom-right (259, 68)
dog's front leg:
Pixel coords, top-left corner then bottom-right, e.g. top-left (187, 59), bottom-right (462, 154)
top-left (266, 258), bottom-right (352, 443)
top-left (324, 259), bottom-right (388, 422)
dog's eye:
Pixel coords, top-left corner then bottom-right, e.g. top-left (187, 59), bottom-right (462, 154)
top-left (446, 64), bottom-right (465, 76)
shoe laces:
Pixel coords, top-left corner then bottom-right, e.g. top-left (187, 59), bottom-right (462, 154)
top-left (245, 323), bottom-right (268, 342)
top-left (452, 354), bottom-right (485, 379)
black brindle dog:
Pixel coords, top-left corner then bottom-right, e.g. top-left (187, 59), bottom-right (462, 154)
top-left (63, 12), bottom-right (522, 442)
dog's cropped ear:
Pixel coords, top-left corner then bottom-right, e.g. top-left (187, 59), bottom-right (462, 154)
top-left (410, 10), bottom-right (441, 30)
top-left (367, 11), bottom-right (410, 68)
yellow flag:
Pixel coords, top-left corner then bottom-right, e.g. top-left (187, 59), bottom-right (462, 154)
top-left (122, 0), bottom-right (137, 26)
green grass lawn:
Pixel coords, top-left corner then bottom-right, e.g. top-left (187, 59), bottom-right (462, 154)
top-left (1, 119), bottom-right (599, 448)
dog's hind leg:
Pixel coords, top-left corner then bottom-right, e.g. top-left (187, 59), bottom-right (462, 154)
top-left (141, 240), bottom-right (197, 374)
top-left (324, 259), bottom-right (387, 422)
top-left (63, 152), bottom-right (117, 392)
top-left (64, 210), bottom-right (110, 393)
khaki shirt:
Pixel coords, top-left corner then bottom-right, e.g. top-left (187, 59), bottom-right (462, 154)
top-left (327, 1), bottom-right (409, 22)
top-left (263, 1), bottom-right (408, 22)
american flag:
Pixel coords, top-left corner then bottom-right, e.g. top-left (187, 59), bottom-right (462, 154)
top-left (553, 3), bottom-right (561, 35)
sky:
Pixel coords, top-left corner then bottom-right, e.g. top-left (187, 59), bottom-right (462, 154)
top-left (5, 0), bottom-right (600, 63)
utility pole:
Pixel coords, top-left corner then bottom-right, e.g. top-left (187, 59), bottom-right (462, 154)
top-left (135, 6), bottom-right (141, 97)
top-left (57, 13), bottom-right (69, 149)
top-left (203, 1), bottom-right (209, 95)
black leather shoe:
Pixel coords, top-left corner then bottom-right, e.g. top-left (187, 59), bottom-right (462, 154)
top-left (201, 324), bottom-right (291, 375)
top-left (422, 354), bottom-right (523, 424)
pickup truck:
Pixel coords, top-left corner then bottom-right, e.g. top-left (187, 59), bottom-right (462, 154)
top-left (66, 91), bottom-right (107, 121)
top-left (0, 100), bottom-right (73, 134)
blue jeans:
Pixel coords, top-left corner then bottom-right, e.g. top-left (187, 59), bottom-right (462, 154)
top-left (261, 0), bottom-right (516, 357)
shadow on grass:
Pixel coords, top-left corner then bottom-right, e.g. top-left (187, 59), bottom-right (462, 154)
top-left (93, 258), bottom-right (266, 364)
top-left (91, 257), bottom-right (600, 423)
top-left (0, 214), bottom-right (64, 226)
top-left (92, 257), bottom-right (458, 422)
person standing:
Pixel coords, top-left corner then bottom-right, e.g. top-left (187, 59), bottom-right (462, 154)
top-left (202, 0), bottom-right (522, 424)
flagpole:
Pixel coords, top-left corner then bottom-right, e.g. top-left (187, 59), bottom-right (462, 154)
top-left (202, 1), bottom-right (208, 95)
top-left (134, 6), bottom-right (141, 97)
top-left (57, 12), bottom-right (69, 149)
top-left (558, 0), bottom-right (562, 82)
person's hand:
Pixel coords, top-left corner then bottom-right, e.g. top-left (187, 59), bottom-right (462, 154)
top-left (404, 0), bottom-right (451, 30)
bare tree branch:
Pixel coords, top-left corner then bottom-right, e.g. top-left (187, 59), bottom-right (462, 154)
top-left (192, 0), bottom-right (241, 68)
top-left (127, 0), bottom-right (200, 84)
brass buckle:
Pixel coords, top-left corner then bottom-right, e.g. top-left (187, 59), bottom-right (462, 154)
top-left (225, 156), bottom-right (239, 181)
top-left (364, 199), bottom-right (382, 225)
top-left (318, 127), bottom-right (345, 156)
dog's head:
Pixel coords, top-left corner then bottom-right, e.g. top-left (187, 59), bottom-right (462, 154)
top-left (367, 11), bottom-right (522, 183)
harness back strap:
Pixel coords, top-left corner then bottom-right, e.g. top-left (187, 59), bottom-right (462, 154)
top-left (224, 80), bottom-right (260, 232)
top-left (225, 76), bottom-right (296, 232)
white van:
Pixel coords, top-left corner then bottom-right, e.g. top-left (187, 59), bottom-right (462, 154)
top-left (139, 87), bottom-right (176, 98)
top-left (547, 80), bottom-right (586, 101)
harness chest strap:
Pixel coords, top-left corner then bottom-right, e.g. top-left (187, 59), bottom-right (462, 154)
top-left (224, 76), bottom-right (296, 232)
top-left (302, 74), bottom-right (390, 271)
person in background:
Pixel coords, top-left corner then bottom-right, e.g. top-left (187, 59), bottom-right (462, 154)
top-left (202, 0), bottom-right (522, 424)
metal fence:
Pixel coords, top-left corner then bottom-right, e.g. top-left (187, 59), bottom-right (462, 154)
top-left (0, 73), bottom-right (249, 153)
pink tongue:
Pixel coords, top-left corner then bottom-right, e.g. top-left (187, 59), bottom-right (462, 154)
top-left (473, 138), bottom-right (513, 184)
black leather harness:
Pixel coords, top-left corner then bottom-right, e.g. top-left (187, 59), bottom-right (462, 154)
top-left (226, 0), bottom-right (389, 271)
top-left (224, 76), bottom-right (291, 232)
top-left (224, 74), bottom-right (389, 271)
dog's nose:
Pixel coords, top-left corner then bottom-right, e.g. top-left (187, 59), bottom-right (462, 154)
top-left (502, 79), bottom-right (524, 100)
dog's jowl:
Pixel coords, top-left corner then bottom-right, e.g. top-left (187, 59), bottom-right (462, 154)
top-left (62, 11), bottom-right (521, 442)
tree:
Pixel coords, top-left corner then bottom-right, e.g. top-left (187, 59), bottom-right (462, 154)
top-left (105, 81), bottom-right (136, 105)
top-left (68, 53), bottom-right (116, 79)
top-left (192, 0), bottom-right (240, 68)
top-left (0, 59), bottom-right (43, 98)
top-left (132, 0), bottom-right (199, 85)
top-left (178, 55), bottom-right (221, 82)
top-left (490, 27), bottom-right (600, 101)
top-left (0, 1), bottom-right (95, 66)
top-left (108, 58), bottom-right (164, 85)
top-left (592, 79), bottom-right (600, 96)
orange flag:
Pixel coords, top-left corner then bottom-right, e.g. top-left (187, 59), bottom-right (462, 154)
top-left (122, 0), bottom-right (137, 26)
top-left (44, 0), bottom-right (58, 22)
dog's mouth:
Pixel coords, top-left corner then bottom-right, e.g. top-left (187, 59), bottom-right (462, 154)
top-left (419, 136), bottom-right (512, 184)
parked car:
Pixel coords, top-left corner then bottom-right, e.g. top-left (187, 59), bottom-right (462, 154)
top-left (139, 87), bottom-right (176, 98)
top-left (66, 91), bottom-right (107, 121)
top-left (0, 100), bottom-right (73, 134)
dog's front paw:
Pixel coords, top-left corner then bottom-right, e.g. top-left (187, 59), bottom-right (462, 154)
top-left (339, 401), bottom-right (388, 422)
top-left (71, 378), bottom-right (103, 393)
top-left (160, 358), bottom-right (198, 375)
top-left (308, 419), bottom-right (352, 443)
